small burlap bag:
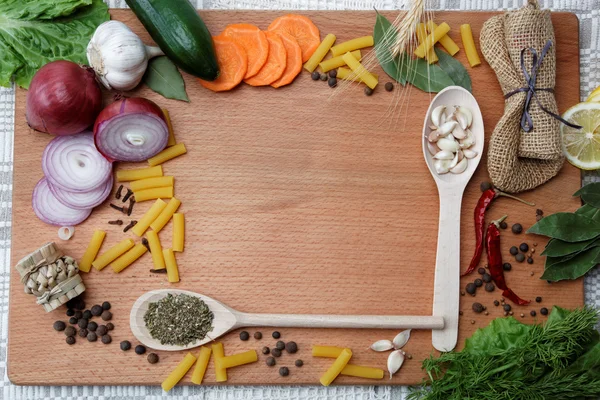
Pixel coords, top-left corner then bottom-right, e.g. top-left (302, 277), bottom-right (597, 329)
top-left (480, 0), bottom-right (564, 193)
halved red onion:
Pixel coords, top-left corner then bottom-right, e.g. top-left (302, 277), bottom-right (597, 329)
top-left (49, 173), bottom-right (113, 210)
top-left (93, 97), bottom-right (168, 162)
top-left (42, 132), bottom-right (112, 193)
top-left (33, 178), bottom-right (92, 226)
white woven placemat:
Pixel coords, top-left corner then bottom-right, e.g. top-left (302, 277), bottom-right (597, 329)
top-left (1, 0), bottom-right (599, 399)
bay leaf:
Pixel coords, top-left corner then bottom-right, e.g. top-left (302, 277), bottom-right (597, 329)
top-left (373, 12), bottom-right (406, 85)
top-left (434, 48), bottom-right (472, 92)
top-left (527, 212), bottom-right (600, 242)
top-left (403, 56), bottom-right (455, 93)
top-left (573, 182), bottom-right (600, 208)
top-left (541, 236), bottom-right (599, 258)
top-left (540, 246), bottom-right (600, 282)
top-left (143, 56), bottom-right (189, 102)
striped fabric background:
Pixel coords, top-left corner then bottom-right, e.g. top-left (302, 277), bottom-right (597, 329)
top-left (0, 0), bottom-right (599, 398)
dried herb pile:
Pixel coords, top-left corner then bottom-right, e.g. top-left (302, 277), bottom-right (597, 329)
top-left (144, 293), bottom-right (214, 346)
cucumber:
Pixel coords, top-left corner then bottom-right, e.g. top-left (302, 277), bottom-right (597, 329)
top-left (125, 0), bottom-right (219, 81)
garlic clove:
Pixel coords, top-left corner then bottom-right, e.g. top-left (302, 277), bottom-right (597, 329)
top-left (387, 350), bottom-right (405, 379)
top-left (437, 121), bottom-right (458, 137)
top-left (450, 157), bottom-right (468, 174)
top-left (452, 124), bottom-right (467, 140)
top-left (437, 138), bottom-right (459, 153)
top-left (392, 329), bottom-right (411, 349)
top-left (457, 150), bottom-right (464, 162)
top-left (459, 106), bottom-right (473, 128)
top-left (463, 149), bottom-right (478, 159)
top-left (456, 110), bottom-right (469, 130)
top-left (427, 130), bottom-right (441, 143)
top-left (433, 150), bottom-right (454, 160)
top-left (449, 151), bottom-right (459, 169)
top-left (459, 129), bottom-right (475, 149)
top-left (370, 339), bottom-right (394, 352)
top-left (427, 142), bottom-right (440, 155)
top-left (431, 106), bottom-right (446, 128)
top-left (434, 159), bottom-right (451, 174)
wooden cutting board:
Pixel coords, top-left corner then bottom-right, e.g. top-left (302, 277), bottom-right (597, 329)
top-left (8, 10), bottom-right (582, 386)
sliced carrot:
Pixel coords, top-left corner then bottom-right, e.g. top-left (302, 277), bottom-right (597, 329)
top-left (268, 14), bottom-right (320, 63)
top-left (271, 32), bottom-right (303, 88)
top-left (221, 24), bottom-right (269, 79)
top-left (244, 32), bottom-right (287, 87)
top-left (198, 36), bottom-right (247, 92)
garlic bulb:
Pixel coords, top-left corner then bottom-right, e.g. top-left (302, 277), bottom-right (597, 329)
top-left (87, 21), bottom-right (164, 91)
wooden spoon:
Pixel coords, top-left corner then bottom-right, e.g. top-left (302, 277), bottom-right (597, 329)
top-left (422, 86), bottom-right (484, 352)
top-left (131, 289), bottom-right (445, 351)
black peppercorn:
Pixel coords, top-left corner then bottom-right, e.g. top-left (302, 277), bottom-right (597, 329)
top-left (472, 302), bottom-right (484, 313)
top-left (279, 367), bottom-right (289, 377)
top-left (266, 357), bottom-right (276, 367)
top-left (535, 296), bottom-right (542, 303)
top-left (540, 307), bottom-right (548, 315)
top-left (364, 86), bottom-right (373, 96)
top-left (485, 282), bottom-right (495, 292)
top-left (65, 326), bottom-right (76, 337)
top-left (328, 70), bottom-right (337, 78)
top-left (285, 341), bottom-right (298, 354)
top-left (499, 221), bottom-right (508, 229)
top-left (254, 331), bottom-right (262, 340)
top-left (91, 305), bottom-right (103, 316)
top-left (87, 321), bottom-right (98, 331)
top-left (384, 82), bottom-right (394, 92)
top-left (67, 296), bottom-right (85, 311)
top-left (101, 335), bottom-right (112, 344)
top-left (120, 341), bottom-right (131, 351)
top-left (480, 182), bottom-right (493, 192)
top-left (66, 309), bottom-right (75, 317)
top-left (53, 321), bottom-right (66, 331)
top-left (474, 279), bottom-right (483, 287)
top-left (74, 310), bottom-right (83, 320)
top-left (147, 353), bottom-right (159, 364)
top-left (106, 322), bottom-right (114, 331)
top-left (328, 77), bottom-right (337, 88)
top-left (77, 318), bottom-right (89, 329)
top-left (515, 253), bottom-right (525, 263)
top-left (482, 273), bottom-right (492, 283)
top-left (101, 311), bottom-right (112, 321)
top-left (503, 304), bottom-right (512, 312)
top-left (271, 348), bottom-right (282, 357)
top-left (493, 300), bottom-right (500, 306)
top-left (69, 317), bottom-right (78, 325)
top-left (503, 262), bottom-right (512, 271)
top-left (102, 301), bottom-right (111, 310)
top-left (66, 336), bottom-right (76, 345)
top-left (512, 223), bottom-right (523, 234)
top-left (519, 243), bottom-right (529, 252)
top-left (78, 328), bottom-right (88, 338)
top-left (530, 310), bottom-right (537, 317)
top-left (478, 267), bottom-right (486, 275)
top-left (87, 332), bottom-right (97, 342)
top-left (82, 310), bottom-right (92, 320)
top-left (276, 341), bottom-right (285, 350)
top-left (295, 359), bottom-right (304, 367)
top-left (240, 331), bottom-right (250, 341)
top-left (272, 331), bottom-right (281, 339)
top-left (97, 325), bottom-right (108, 336)
top-left (135, 345), bottom-right (146, 355)
top-left (509, 246), bottom-right (519, 255)
top-left (262, 346), bottom-right (270, 355)
top-left (311, 71), bottom-right (320, 81)
top-left (465, 282), bottom-right (477, 295)
top-left (527, 257), bottom-right (534, 264)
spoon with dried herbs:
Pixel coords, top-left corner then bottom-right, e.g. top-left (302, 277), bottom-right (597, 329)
top-left (130, 289), bottom-right (445, 351)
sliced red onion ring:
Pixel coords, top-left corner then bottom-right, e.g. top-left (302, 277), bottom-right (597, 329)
top-left (42, 132), bottom-right (112, 193)
top-left (49, 174), bottom-right (113, 210)
top-left (33, 178), bottom-right (92, 226)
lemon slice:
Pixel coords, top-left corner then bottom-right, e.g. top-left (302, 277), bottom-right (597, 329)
top-left (589, 85), bottom-right (600, 98)
top-left (560, 102), bottom-right (600, 170)
top-left (586, 92), bottom-right (600, 102)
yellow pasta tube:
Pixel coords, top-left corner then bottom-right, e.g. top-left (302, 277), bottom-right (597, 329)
top-left (130, 176), bottom-right (174, 192)
top-left (303, 34), bottom-right (337, 72)
top-left (150, 197), bottom-right (181, 233)
top-left (146, 230), bottom-right (165, 270)
top-left (191, 346), bottom-right (212, 385)
top-left (460, 24), bottom-right (481, 67)
top-left (131, 199), bottom-right (167, 236)
top-left (320, 348), bottom-right (352, 386)
top-left (319, 50), bottom-right (361, 72)
top-left (147, 143), bottom-right (187, 166)
top-left (161, 352), bottom-right (197, 392)
top-left (416, 23), bottom-right (438, 64)
top-left (414, 22), bottom-right (450, 58)
top-left (212, 343), bottom-right (227, 382)
top-left (312, 345), bottom-right (345, 358)
top-left (133, 186), bottom-right (174, 203)
top-left (79, 230), bottom-right (106, 273)
top-left (426, 21), bottom-right (460, 56)
top-left (92, 238), bottom-right (135, 271)
top-left (111, 243), bottom-right (147, 273)
top-left (116, 166), bottom-right (163, 182)
top-left (217, 350), bottom-right (258, 369)
top-left (330, 36), bottom-right (374, 57)
top-left (173, 213), bottom-right (185, 252)
top-left (341, 53), bottom-right (378, 89)
top-left (163, 248), bottom-right (180, 283)
top-left (340, 364), bottom-right (384, 379)
top-left (336, 67), bottom-right (379, 83)
top-left (162, 108), bottom-right (176, 147)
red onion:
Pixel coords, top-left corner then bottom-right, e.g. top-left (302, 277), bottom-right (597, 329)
top-left (26, 60), bottom-right (103, 136)
top-left (49, 174), bottom-right (113, 210)
top-left (42, 132), bottom-right (112, 193)
top-left (32, 178), bottom-right (92, 226)
top-left (93, 97), bottom-right (169, 162)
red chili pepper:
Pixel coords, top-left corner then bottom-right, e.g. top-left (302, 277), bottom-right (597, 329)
top-left (463, 188), bottom-right (535, 276)
top-left (486, 216), bottom-right (530, 305)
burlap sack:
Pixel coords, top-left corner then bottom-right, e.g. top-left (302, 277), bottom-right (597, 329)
top-left (480, 0), bottom-right (564, 193)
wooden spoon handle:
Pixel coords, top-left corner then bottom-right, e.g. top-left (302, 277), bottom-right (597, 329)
top-left (234, 312), bottom-right (444, 330)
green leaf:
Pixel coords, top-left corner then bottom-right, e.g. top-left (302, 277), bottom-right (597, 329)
top-left (574, 182), bottom-right (600, 208)
top-left (403, 57), bottom-right (455, 93)
top-left (463, 317), bottom-right (532, 356)
top-left (527, 212), bottom-right (600, 242)
top-left (540, 246), bottom-right (600, 281)
top-left (434, 48), bottom-right (472, 92)
top-left (0, 0), bottom-right (109, 88)
top-left (373, 12), bottom-right (406, 85)
top-left (143, 56), bottom-right (189, 102)
top-left (541, 236), bottom-right (600, 257)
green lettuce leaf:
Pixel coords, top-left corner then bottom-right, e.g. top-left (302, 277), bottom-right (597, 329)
top-left (463, 316), bottom-right (532, 355)
top-left (0, 0), bottom-right (109, 88)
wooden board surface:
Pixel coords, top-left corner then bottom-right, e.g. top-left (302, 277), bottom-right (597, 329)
top-left (8, 10), bottom-right (582, 386)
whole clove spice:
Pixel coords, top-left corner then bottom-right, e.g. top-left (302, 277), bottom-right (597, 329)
top-left (110, 203), bottom-right (126, 213)
top-left (150, 268), bottom-right (168, 274)
top-left (142, 238), bottom-right (151, 252)
top-left (115, 185), bottom-right (124, 200)
top-left (108, 219), bottom-right (123, 226)
top-left (127, 198), bottom-right (135, 216)
top-left (122, 189), bottom-right (133, 203)
top-left (123, 220), bottom-right (137, 233)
